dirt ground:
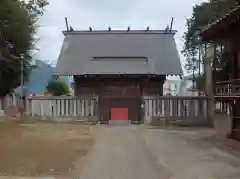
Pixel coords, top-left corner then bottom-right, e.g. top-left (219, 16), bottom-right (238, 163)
top-left (0, 121), bottom-right (95, 178)
top-left (144, 127), bottom-right (240, 179)
top-left (1, 120), bottom-right (240, 179)
top-left (65, 125), bottom-right (240, 179)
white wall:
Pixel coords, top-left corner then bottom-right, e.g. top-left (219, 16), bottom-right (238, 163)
top-left (163, 79), bottom-right (182, 96)
top-left (177, 78), bottom-right (198, 96)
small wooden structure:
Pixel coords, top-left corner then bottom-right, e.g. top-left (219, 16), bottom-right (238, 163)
top-left (54, 29), bottom-right (183, 124)
top-left (201, 3), bottom-right (240, 139)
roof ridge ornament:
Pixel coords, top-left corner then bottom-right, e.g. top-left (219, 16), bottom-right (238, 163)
top-left (62, 29), bottom-right (178, 35)
top-left (165, 25), bottom-right (170, 32)
top-left (69, 26), bottom-right (74, 32)
top-left (65, 17), bottom-right (69, 31)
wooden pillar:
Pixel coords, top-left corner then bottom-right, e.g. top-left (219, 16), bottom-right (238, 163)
top-left (204, 44), bottom-right (215, 126)
top-left (231, 40), bottom-right (240, 138)
top-left (198, 45), bottom-right (202, 96)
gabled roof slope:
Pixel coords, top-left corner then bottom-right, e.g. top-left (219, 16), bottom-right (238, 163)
top-left (55, 30), bottom-right (183, 75)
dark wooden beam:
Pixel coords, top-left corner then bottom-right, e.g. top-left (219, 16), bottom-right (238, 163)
top-left (201, 6), bottom-right (240, 41)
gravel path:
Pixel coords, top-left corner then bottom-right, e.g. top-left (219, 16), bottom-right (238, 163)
top-left (78, 125), bottom-right (172, 179)
top-left (144, 127), bottom-right (240, 179)
top-left (78, 125), bottom-right (240, 179)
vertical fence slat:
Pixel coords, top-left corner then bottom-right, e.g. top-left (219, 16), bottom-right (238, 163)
top-left (90, 100), bottom-right (94, 116)
top-left (52, 100), bottom-right (56, 117)
top-left (31, 100), bottom-right (35, 116)
top-left (57, 100), bottom-right (60, 117)
top-left (77, 99), bottom-right (80, 116)
top-left (142, 96), bottom-right (209, 125)
top-left (64, 99), bottom-right (69, 116)
top-left (40, 101), bottom-right (44, 117)
top-left (145, 100), bottom-right (148, 117)
top-left (86, 99), bottom-right (89, 117)
top-left (36, 100), bottom-right (41, 116)
top-left (26, 99), bottom-right (30, 116)
top-left (149, 100), bottom-right (153, 117)
top-left (153, 100), bottom-right (156, 117)
top-left (61, 100), bottom-right (64, 116)
top-left (48, 100), bottom-right (52, 117)
top-left (73, 100), bottom-right (77, 117)
top-left (81, 100), bottom-right (84, 117)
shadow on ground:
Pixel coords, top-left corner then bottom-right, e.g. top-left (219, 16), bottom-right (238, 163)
top-left (144, 126), bottom-right (240, 179)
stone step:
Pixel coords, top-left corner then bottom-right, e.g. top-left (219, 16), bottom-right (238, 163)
top-left (109, 120), bottom-right (131, 125)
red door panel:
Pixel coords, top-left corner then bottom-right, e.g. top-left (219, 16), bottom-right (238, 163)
top-left (111, 108), bottom-right (128, 120)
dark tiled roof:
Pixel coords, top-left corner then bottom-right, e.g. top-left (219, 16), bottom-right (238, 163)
top-left (201, 5), bottom-right (240, 40)
top-left (54, 30), bottom-right (183, 75)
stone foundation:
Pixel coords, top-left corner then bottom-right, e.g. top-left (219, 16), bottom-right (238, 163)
top-left (20, 116), bottom-right (99, 124)
top-left (0, 110), bottom-right (5, 117)
top-left (213, 114), bottom-right (232, 139)
top-left (143, 116), bottom-right (165, 125)
top-left (143, 116), bottom-right (209, 127)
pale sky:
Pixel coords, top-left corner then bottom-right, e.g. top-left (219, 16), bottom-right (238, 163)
top-left (36, 0), bottom-right (206, 70)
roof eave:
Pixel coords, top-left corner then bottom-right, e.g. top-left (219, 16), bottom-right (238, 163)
top-left (200, 5), bottom-right (240, 41)
top-left (53, 72), bottom-right (183, 76)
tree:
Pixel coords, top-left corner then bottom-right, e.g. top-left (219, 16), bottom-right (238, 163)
top-left (0, 0), bottom-right (48, 97)
top-left (194, 74), bottom-right (205, 90)
top-left (182, 0), bottom-right (237, 86)
top-left (46, 80), bottom-right (70, 96)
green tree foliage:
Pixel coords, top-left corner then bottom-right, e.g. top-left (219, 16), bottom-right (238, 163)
top-left (46, 80), bottom-right (70, 96)
top-left (182, 0), bottom-right (237, 82)
top-left (0, 0), bottom-right (48, 97)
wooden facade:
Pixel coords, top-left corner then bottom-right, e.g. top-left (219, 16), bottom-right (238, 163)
top-left (201, 4), bottom-right (240, 140)
top-left (54, 29), bottom-right (183, 124)
top-left (73, 74), bottom-right (165, 123)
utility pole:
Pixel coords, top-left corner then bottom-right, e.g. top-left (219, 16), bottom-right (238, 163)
top-left (20, 55), bottom-right (24, 116)
top-left (20, 56), bottom-right (24, 99)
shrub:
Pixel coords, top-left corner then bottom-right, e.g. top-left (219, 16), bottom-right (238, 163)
top-left (46, 80), bottom-right (70, 96)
